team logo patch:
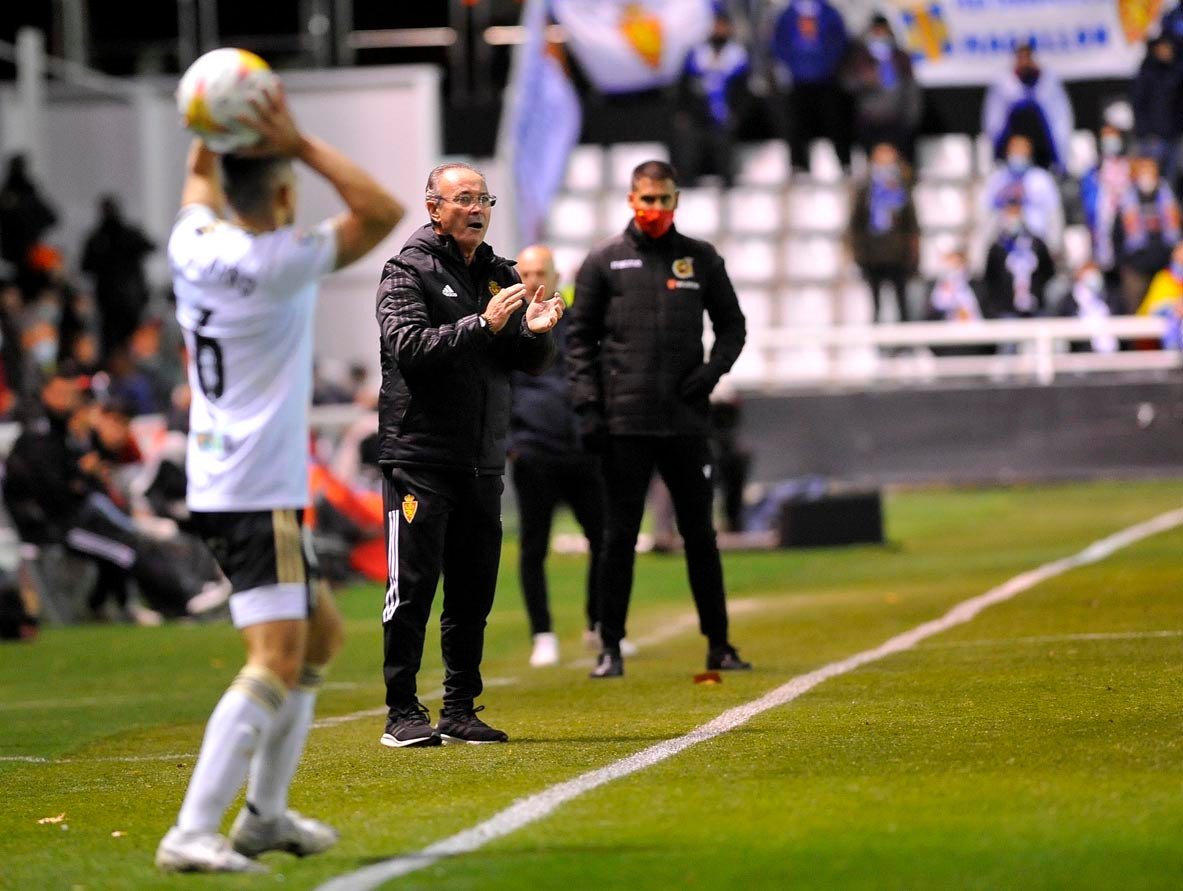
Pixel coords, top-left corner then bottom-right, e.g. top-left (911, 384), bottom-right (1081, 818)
top-left (442, 284), bottom-right (458, 297)
top-left (401, 494), bottom-right (419, 523)
top-left (672, 257), bottom-right (694, 279)
top-left (488, 281), bottom-right (502, 297)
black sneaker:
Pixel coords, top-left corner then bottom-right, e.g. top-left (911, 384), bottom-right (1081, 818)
top-left (707, 645), bottom-right (752, 671)
top-left (589, 650), bottom-right (624, 679)
top-left (436, 705), bottom-right (509, 744)
top-left (380, 701), bottom-right (441, 748)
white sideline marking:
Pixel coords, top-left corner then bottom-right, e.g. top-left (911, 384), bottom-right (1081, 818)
top-left (920, 629), bottom-right (1183, 650)
top-left (315, 508), bottom-right (1183, 891)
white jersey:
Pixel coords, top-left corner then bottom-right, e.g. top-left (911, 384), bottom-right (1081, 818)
top-left (169, 204), bottom-right (337, 512)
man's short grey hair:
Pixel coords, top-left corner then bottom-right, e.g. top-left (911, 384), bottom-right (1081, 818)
top-left (425, 162), bottom-right (485, 201)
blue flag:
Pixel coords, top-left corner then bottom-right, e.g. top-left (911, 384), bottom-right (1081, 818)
top-left (500, 0), bottom-right (583, 250)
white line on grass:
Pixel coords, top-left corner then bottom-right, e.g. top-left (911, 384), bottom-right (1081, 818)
top-left (315, 507), bottom-right (1183, 891)
top-left (919, 629), bottom-right (1183, 650)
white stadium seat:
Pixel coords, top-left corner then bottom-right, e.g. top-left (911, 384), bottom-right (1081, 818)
top-left (550, 243), bottom-right (591, 285)
top-left (563, 144), bottom-right (606, 192)
top-left (674, 187), bottom-right (722, 239)
top-left (919, 231), bottom-right (965, 279)
top-left (1062, 224), bottom-right (1094, 272)
top-left (916, 133), bottom-right (975, 181)
top-left (783, 235), bottom-right (845, 281)
top-left (718, 236), bottom-right (778, 285)
top-left (974, 132), bottom-right (997, 178)
top-left (1068, 129), bottom-right (1098, 179)
top-left (724, 188), bottom-right (784, 236)
top-left (734, 287), bottom-right (775, 330)
top-left (608, 141), bottom-right (670, 190)
top-left (544, 192), bottom-right (599, 242)
top-left (914, 182), bottom-right (971, 230)
top-left (785, 184), bottom-right (849, 233)
top-left (736, 140), bottom-right (791, 187)
top-left (808, 140), bottom-right (845, 183)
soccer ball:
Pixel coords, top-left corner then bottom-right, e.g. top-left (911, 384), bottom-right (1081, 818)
top-left (176, 48), bottom-right (280, 153)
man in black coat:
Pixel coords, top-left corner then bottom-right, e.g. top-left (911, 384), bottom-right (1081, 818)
top-left (509, 244), bottom-right (607, 668)
top-left (375, 162), bottom-right (563, 747)
top-left (566, 159), bottom-right (751, 679)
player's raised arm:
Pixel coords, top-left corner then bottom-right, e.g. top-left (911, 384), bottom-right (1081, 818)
top-left (180, 138), bottom-right (226, 214)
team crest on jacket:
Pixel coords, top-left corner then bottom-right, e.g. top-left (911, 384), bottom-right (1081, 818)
top-left (672, 257), bottom-right (694, 279)
top-left (488, 281), bottom-right (502, 297)
top-left (401, 494), bottom-right (418, 523)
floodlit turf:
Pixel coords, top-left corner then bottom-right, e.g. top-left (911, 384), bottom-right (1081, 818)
top-left (4, 479), bottom-right (1183, 890)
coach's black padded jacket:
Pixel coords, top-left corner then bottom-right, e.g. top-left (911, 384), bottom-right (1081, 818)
top-left (375, 224), bottom-right (555, 475)
top-left (566, 220), bottom-right (746, 437)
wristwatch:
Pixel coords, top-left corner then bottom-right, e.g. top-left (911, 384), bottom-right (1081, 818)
top-left (478, 313), bottom-right (491, 330)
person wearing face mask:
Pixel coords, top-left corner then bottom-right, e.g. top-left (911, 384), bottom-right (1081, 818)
top-left (671, 10), bottom-right (750, 188)
top-left (1131, 36), bottom-right (1183, 187)
top-left (983, 199), bottom-right (1055, 320)
top-left (567, 159), bottom-right (750, 680)
top-left (1055, 262), bottom-right (1120, 353)
top-left (1112, 156), bottom-right (1183, 313)
top-left (982, 40), bottom-right (1073, 174)
top-left (850, 141), bottom-right (919, 324)
top-left (841, 14), bottom-right (923, 164)
top-left (1136, 241), bottom-right (1183, 349)
top-left (375, 163), bottom-right (561, 748)
top-left (980, 134), bottom-right (1064, 256)
top-left (1080, 125), bottom-right (1132, 275)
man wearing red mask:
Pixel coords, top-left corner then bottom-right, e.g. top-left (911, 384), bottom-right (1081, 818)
top-left (566, 160), bottom-right (750, 679)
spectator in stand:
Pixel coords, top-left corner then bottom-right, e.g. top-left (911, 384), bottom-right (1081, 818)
top-left (102, 344), bottom-right (161, 417)
top-left (842, 13), bottom-right (923, 164)
top-left (1079, 124), bottom-right (1132, 278)
top-left (1136, 240), bottom-right (1183, 348)
top-left (672, 9), bottom-right (751, 187)
top-left (980, 133), bottom-right (1064, 256)
top-left (982, 41), bottom-right (1073, 175)
top-left (1131, 36), bottom-right (1182, 187)
top-left (983, 199), bottom-right (1055, 319)
top-left (1112, 156), bottom-right (1182, 313)
top-left (770, 0), bottom-right (851, 175)
top-left (849, 141), bottom-right (919, 323)
top-left (508, 244), bottom-right (606, 668)
top-left (925, 248), bottom-right (992, 355)
top-left (1055, 261), bottom-right (1120, 353)
top-left (81, 194), bottom-right (156, 355)
top-left (0, 154), bottom-right (58, 295)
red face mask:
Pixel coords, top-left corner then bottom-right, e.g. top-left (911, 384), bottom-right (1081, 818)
top-left (634, 208), bottom-right (675, 239)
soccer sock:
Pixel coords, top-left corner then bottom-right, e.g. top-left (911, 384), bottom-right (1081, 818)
top-left (245, 663), bottom-right (326, 820)
top-left (176, 665), bottom-right (287, 834)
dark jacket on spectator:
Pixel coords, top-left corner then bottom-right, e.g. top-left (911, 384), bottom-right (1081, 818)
top-left (850, 178), bottom-right (920, 272)
top-left (509, 317), bottom-right (586, 458)
top-left (375, 224), bottom-right (555, 475)
top-left (567, 221), bottom-right (746, 437)
top-left (1132, 53), bottom-right (1183, 141)
top-left (983, 231), bottom-right (1055, 317)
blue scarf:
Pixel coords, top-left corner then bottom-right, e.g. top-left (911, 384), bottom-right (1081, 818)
top-left (868, 176), bottom-right (905, 233)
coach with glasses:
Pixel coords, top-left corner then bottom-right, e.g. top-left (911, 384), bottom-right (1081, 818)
top-left (375, 162), bottom-right (564, 748)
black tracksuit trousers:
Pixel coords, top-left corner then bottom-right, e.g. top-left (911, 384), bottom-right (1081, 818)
top-left (598, 435), bottom-right (730, 653)
top-left (381, 466), bottom-right (503, 712)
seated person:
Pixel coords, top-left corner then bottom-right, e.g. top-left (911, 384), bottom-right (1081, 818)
top-left (925, 248), bottom-right (992, 356)
top-left (983, 199), bottom-right (1055, 319)
top-left (1137, 240), bottom-right (1183, 349)
top-left (1113, 156), bottom-right (1183, 313)
top-left (979, 134), bottom-right (1064, 256)
top-left (1056, 262), bottom-right (1120, 353)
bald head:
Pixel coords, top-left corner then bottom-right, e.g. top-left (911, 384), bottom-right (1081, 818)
top-left (516, 244), bottom-right (558, 296)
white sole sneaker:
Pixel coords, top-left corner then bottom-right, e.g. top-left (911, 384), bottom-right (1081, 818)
top-left (156, 827), bottom-right (268, 873)
top-left (229, 808), bottom-right (338, 858)
top-left (529, 632), bottom-right (559, 667)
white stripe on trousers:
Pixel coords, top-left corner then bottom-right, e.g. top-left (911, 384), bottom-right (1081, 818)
top-left (381, 509), bottom-right (400, 623)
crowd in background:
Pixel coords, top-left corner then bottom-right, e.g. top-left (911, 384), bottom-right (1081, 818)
top-left (671, 1), bottom-right (1183, 342)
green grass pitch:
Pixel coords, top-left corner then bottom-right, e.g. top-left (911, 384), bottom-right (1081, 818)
top-left (3, 478), bottom-right (1183, 890)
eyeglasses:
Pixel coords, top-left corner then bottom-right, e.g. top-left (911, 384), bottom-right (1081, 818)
top-left (433, 193), bottom-right (497, 209)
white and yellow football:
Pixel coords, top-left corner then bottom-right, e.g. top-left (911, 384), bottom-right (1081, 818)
top-left (176, 47), bottom-right (280, 153)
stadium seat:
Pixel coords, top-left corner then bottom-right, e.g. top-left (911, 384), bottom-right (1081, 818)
top-left (783, 234), bottom-right (845, 282)
top-left (718, 236), bottom-right (778, 285)
top-left (919, 231), bottom-right (965, 279)
top-left (550, 242), bottom-right (592, 284)
top-left (808, 140), bottom-right (845, 183)
top-left (840, 279), bottom-right (877, 325)
top-left (974, 132), bottom-right (996, 178)
top-left (914, 181), bottom-right (971, 230)
top-left (779, 284), bottom-right (836, 327)
top-left (563, 144), bottom-right (607, 192)
top-left (675, 187), bottom-right (722, 239)
top-left (1062, 224), bottom-right (1094, 272)
top-left (724, 188), bottom-right (783, 236)
top-left (786, 183), bottom-right (850, 233)
top-left (735, 140), bottom-right (791, 187)
top-left (916, 133), bottom-right (975, 181)
top-left (1068, 129), bottom-right (1098, 179)
top-left (735, 286), bottom-right (775, 329)
top-left (608, 141), bottom-right (670, 190)
top-left (544, 192), bottom-right (599, 242)
top-left (597, 192), bottom-right (630, 238)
